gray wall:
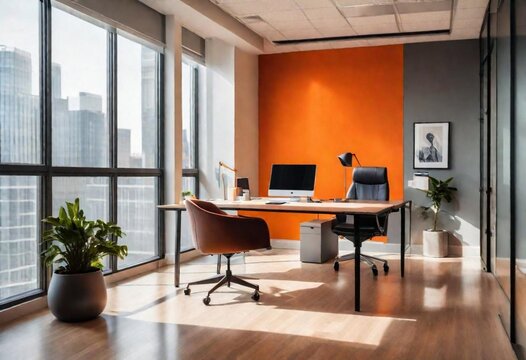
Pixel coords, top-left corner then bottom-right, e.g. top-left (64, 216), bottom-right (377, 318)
top-left (403, 40), bottom-right (480, 254)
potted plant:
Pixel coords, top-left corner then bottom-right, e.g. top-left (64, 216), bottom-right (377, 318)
top-left (181, 190), bottom-right (195, 201)
top-left (42, 198), bottom-right (127, 322)
top-left (420, 176), bottom-right (457, 258)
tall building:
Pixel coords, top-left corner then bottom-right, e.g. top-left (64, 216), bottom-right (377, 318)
top-left (0, 46), bottom-right (39, 164)
top-left (0, 47), bottom-right (39, 299)
top-left (141, 47), bottom-right (157, 168)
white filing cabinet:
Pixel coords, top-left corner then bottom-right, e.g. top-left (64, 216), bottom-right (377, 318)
top-left (300, 219), bottom-right (338, 263)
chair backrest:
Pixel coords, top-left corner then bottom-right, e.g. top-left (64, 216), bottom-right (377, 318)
top-left (347, 167), bottom-right (389, 201)
top-left (337, 167), bottom-right (390, 234)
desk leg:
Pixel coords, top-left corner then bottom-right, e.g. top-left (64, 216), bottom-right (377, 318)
top-left (175, 209), bottom-right (182, 287)
top-left (355, 216), bottom-right (361, 312)
top-left (401, 206), bottom-right (406, 278)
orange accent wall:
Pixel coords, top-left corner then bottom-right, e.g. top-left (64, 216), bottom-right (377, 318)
top-left (257, 45), bottom-right (404, 240)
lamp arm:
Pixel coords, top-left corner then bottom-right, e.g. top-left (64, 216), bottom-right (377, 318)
top-left (352, 154), bottom-right (362, 167)
top-left (219, 161), bottom-right (238, 174)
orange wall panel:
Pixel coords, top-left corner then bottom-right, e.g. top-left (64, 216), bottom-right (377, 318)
top-left (258, 45), bottom-right (404, 240)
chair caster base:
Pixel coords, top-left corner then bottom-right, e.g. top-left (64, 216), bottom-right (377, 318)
top-left (251, 290), bottom-right (260, 301)
top-left (184, 288), bottom-right (191, 295)
top-left (384, 263), bottom-right (389, 274)
top-left (203, 296), bottom-right (211, 305)
top-left (372, 265), bottom-right (378, 276)
top-left (334, 261), bottom-right (340, 271)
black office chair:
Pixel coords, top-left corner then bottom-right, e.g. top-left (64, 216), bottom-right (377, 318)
top-left (332, 167), bottom-right (390, 276)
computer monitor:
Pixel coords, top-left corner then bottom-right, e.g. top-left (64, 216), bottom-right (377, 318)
top-left (268, 164), bottom-right (317, 197)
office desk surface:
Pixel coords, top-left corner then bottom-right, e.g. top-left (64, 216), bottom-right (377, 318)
top-left (159, 199), bottom-right (411, 312)
top-left (159, 199), bottom-right (406, 215)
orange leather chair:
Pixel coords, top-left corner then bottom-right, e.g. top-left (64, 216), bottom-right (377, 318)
top-left (184, 199), bottom-right (271, 305)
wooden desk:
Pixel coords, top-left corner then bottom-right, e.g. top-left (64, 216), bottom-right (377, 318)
top-left (159, 199), bottom-right (411, 312)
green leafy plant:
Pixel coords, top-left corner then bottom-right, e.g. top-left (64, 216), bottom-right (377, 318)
top-left (420, 176), bottom-right (457, 231)
top-left (181, 190), bottom-right (194, 198)
top-left (41, 198), bottom-right (127, 274)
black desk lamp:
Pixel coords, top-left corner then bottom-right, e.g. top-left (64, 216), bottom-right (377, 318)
top-left (338, 152), bottom-right (362, 199)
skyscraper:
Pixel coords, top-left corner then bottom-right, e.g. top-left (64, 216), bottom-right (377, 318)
top-left (0, 47), bottom-right (39, 299)
top-left (141, 47), bottom-right (157, 168)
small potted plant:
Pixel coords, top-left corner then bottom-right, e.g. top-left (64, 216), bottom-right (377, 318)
top-left (181, 190), bottom-right (195, 201)
top-left (420, 176), bottom-right (457, 257)
top-left (42, 198), bottom-right (127, 322)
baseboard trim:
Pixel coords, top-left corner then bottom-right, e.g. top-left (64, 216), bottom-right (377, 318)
top-left (163, 249), bottom-right (202, 265)
top-left (270, 239), bottom-right (400, 254)
top-left (270, 239), bottom-right (480, 257)
top-left (0, 296), bottom-right (48, 325)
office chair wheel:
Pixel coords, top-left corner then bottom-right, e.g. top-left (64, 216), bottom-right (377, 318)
top-left (203, 296), bottom-right (211, 305)
top-left (251, 291), bottom-right (260, 301)
top-left (383, 263), bottom-right (389, 274)
top-left (333, 262), bottom-right (340, 271)
top-left (184, 288), bottom-right (191, 295)
top-left (372, 265), bottom-right (379, 276)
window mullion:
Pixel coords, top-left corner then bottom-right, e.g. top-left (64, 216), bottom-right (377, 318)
top-left (109, 29), bottom-right (118, 273)
top-left (41, 0), bottom-right (52, 293)
top-left (193, 66), bottom-right (199, 198)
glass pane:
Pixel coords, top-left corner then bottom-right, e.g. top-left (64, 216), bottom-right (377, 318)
top-left (117, 177), bottom-right (158, 269)
top-left (0, 176), bottom-right (40, 302)
top-left (52, 7), bottom-right (109, 167)
top-left (182, 61), bottom-right (196, 169)
top-left (0, 1), bottom-right (41, 164)
top-left (182, 176), bottom-right (196, 197)
top-left (181, 177), bottom-right (197, 251)
top-left (52, 177), bottom-right (110, 270)
top-left (495, 1), bottom-right (512, 299)
top-left (117, 35), bottom-right (158, 168)
top-left (52, 177), bottom-right (109, 220)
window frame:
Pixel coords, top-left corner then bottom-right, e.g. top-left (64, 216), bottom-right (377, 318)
top-left (0, 0), bottom-right (165, 310)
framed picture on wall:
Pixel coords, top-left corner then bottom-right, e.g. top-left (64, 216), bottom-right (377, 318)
top-left (413, 122), bottom-right (450, 169)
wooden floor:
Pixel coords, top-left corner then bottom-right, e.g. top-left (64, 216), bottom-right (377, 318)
top-left (0, 249), bottom-right (517, 360)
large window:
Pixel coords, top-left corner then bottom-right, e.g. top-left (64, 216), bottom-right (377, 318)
top-left (0, 1), bottom-right (163, 308)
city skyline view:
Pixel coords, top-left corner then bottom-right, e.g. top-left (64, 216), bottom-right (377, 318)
top-left (0, 2), bottom-right (160, 301)
top-left (0, 1), bottom-right (151, 155)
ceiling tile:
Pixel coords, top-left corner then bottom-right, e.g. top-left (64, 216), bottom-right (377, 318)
top-left (399, 11), bottom-right (451, 24)
top-left (294, 0), bottom-right (334, 9)
top-left (218, 0), bottom-right (299, 17)
top-left (348, 14), bottom-right (397, 27)
top-left (262, 10), bottom-right (308, 23)
top-left (280, 27), bottom-right (322, 39)
top-left (316, 26), bottom-right (355, 37)
top-left (402, 21), bottom-right (450, 32)
top-left (335, 0), bottom-right (392, 6)
top-left (303, 7), bottom-right (343, 20)
top-left (456, 0), bottom-right (489, 9)
top-left (207, 0), bottom-right (484, 53)
top-left (309, 17), bottom-right (350, 29)
top-left (264, 18), bottom-right (313, 30)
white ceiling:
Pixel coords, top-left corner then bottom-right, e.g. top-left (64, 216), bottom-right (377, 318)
top-left (210, 0), bottom-right (489, 52)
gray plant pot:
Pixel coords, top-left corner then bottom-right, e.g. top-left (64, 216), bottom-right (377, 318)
top-left (47, 269), bottom-right (107, 322)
